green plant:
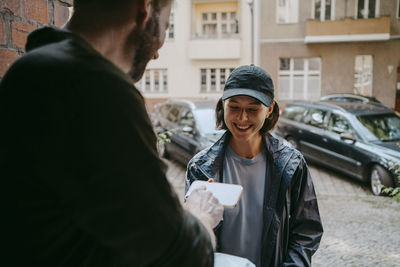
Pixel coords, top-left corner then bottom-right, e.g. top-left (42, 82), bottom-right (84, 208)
top-left (382, 163), bottom-right (400, 202)
top-left (157, 130), bottom-right (173, 145)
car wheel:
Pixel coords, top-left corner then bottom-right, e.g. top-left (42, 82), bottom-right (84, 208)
top-left (370, 165), bottom-right (394, 196)
top-left (286, 137), bottom-right (299, 150)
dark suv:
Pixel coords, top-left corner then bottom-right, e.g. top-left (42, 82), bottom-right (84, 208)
top-left (152, 98), bottom-right (224, 165)
top-left (274, 100), bottom-right (400, 195)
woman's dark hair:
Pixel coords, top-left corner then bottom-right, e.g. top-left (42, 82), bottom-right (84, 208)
top-left (215, 97), bottom-right (280, 136)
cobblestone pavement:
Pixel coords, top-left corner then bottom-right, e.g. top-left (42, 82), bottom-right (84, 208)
top-left (165, 159), bottom-right (400, 267)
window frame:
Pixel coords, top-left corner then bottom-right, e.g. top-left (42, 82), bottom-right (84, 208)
top-left (136, 69), bottom-right (168, 93)
top-left (200, 11), bottom-right (238, 38)
top-left (276, 0), bottom-right (299, 24)
top-left (281, 105), bottom-right (307, 122)
top-left (302, 108), bottom-right (328, 129)
top-left (200, 67), bottom-right (234, 93)
top-left (177, 107), bottom-right (196, 129)
top-left (398, 0), bottom-right (400, 19)
top-left (355, 0), bottom-right (380, 19)
top-left (165, 7), bottom-right (175, 40)
top-left (277, 57), bottom-right (322, 101)
top-left (327, 113), bottom-right (355, 135)
top-left (312, 0), bottom-right (336, 21)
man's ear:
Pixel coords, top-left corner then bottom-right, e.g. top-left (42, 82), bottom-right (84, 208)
top-left (136, 0), bottom-right (152, 28)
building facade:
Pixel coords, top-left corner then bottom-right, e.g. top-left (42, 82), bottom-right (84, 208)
top-left (259, 0), bottom-right (400, 109)
top-left (138, 0), bottom-right (259, 110)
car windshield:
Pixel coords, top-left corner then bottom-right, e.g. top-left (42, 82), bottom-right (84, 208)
top-left (193, 108), bottom-right (221, 135)
top-left (357, 113), bottom-right (400, 141)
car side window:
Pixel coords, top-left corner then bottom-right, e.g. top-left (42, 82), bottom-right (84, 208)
top-left (303, 109), bottom-right (327, 129)
top-left (160, 104), bottom-right (171, 119)
top-left (178, 107), bottom-right (195, 128)
top-left (327, 114), bottom-right (354, 135)
top-left (282, 105), bottom-right (306, 122)
top-left (166, 105), bottom-right (181, 123)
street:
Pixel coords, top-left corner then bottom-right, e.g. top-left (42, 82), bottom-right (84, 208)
top-left (165, 159), bottom-right (400, 267)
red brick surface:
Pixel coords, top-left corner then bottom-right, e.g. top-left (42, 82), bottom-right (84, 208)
top-left (23, 0), bottom-right (49, 24)
top-left (54, 3), bottom-right (70, 27)
top-left (12, 21), bottom-right (37, 48)
top-left (0, 0), bottom-right (21, 16)
top-left (0, 49), bottom-right (19, 78)
top-left (0, 17), bottom-right (6, 45)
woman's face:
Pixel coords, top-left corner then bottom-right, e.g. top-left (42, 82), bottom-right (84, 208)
top-left (223, 95), bottom-right (273, 142)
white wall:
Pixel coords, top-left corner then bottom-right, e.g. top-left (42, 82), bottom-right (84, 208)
top-left (144, 0), bottom-right (254, 99)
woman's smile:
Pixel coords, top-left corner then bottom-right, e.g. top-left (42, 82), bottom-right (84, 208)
top-left (234, 123), bottom-right (252, 131)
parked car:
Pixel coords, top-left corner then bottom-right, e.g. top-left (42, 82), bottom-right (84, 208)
top-left (152, 98), bottom-right (224, 165)
top-left (320, 93), bottom-right (382, 105)
top-left (274, 100), bottom-right (400, 195)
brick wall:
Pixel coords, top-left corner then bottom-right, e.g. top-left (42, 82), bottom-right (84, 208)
top-left (0, 0), bottom-right (72, 79)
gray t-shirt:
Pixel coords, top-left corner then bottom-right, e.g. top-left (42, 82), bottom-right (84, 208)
top-left (219, 145), bottom-right (266, 267)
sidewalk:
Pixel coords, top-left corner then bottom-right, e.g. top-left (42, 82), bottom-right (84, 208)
top-left (165, 159), bottom-right (400, 267)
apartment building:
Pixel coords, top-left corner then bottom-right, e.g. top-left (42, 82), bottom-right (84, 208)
top-left (260, 0), bottom-right (400, 109)
top-left (136, 0), bottom-right (258, 110)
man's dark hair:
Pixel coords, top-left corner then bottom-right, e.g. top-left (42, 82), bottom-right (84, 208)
top-left (215, 97), bottom-right (280, 136)
top-left (73, 0), bottom-right (172, 12)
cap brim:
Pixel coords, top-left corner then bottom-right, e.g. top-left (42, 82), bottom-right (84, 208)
top-left (222, 88), bottom-right (273, 107)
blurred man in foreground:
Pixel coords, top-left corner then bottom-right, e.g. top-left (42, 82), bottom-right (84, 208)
top-left (0, 0), bottom-right (223, 266)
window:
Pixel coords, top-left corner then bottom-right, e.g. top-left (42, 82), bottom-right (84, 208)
top-left (200, 11), bottom-right (238, 38)
top-left (278, 58), bottom-right (321, 101)
top-left (398, 0), bottom-right (400, 19)
top-left (136, 69), bottom-right (168, 93)
top-left (328, 114), bottom-right (354, 135)
top-left (210, 69), bottom-right (216, 91)
top-left (313, 0), bottom-right (334, 21)
top-left (200, 68), bottom-right (234, 93)
top-left (358, 113), bottom-right (400, 141)
top-left (277, 0), bottom-right (299, 24)
top-left (303, 109), bottom-right (327, 129)
top-left (202, 12), bottom-right (217, 37)
top-left (356, 0), bottom-right (380, 19)
top-left (178, 107), bottom-right (195, 129)
top-left (166, 105), bottom-right (181, 123)
top-left (160, 104), bottom-right (171, 119)
top-left (354, 55), bottom-right (373, 96)
top-left (166, 8), bottom-right (175, 40)
top-left (282, 105), bottom-right (307, 122)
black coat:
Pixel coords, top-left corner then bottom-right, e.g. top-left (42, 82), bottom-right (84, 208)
top-left (0, 27), bottom-right (214, 267)
top-left (186, 132), bottom-right (323, 267)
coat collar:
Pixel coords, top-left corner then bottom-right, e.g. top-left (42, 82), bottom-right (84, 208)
top-left (193, 131), bottom-right (288, 181)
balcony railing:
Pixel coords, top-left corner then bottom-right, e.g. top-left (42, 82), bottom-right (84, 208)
top-left (305, 16), bottom-right (391, 43)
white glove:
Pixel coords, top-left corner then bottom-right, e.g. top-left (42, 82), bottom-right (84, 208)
top-left (184, 186), bottom-right (224, 229)
top-left (183, 186), bottom-right (224, 248)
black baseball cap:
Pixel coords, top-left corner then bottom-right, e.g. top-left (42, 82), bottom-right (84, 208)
top-left (222, 65), bottom-right (274, 107)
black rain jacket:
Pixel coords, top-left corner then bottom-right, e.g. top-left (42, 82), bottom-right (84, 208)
top-left (186, 132), bottom-right (323, 267)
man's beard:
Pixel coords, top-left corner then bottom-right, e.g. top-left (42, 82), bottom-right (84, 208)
top-left (129, 13), bottom-right (161, 82)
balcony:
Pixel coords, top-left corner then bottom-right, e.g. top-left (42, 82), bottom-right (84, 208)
top-left (305, 16), bottom-right (391, 43)
top-left (188, 38), bottom-right (241, 60)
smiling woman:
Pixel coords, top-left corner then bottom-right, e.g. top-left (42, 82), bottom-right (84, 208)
top-left (186, 65), bottom-right (323, 267)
